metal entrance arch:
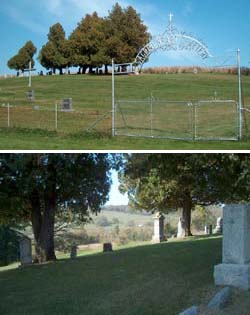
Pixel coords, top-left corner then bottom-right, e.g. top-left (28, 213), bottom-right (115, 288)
top-left (111, 13), bottom-right (243, 141)
top-left (134, 13), bottom-right (212, 71)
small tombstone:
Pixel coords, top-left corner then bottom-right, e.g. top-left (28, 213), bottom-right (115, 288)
top-left (152, 212), bottom-right (166, 243)
top-left (204, 225), bottom-right (209, 235)
top-left (103, 243), bottom-right (113, 252)
top-left (19, 237), bottom-right (32, 266)
top-left (27, 90), bottom-right (35, 101)
top-left (209, 224), bottom-right (213, 235)
top-left (70, 244), bottom-right (78, 259)
top-left (214, 217), bottom-right (223, 234)
top-left (177, 217), bottom-right (185, 238)
top-left (61, 98), bottom-right (73, 111)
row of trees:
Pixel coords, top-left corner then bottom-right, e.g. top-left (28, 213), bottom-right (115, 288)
top-left (7, 3), bottom-right (150, 74)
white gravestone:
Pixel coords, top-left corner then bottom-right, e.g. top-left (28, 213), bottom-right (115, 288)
top-left (152, 213), bottom-right (166, 243)
top-left (19, 237), bottom-right (32, 266)
top-left (214, 205), bottom-right (250, 290)
top-left (177, 217), bottom-right (185, 238)
top-left (214, 217), bottom-right (223, 234)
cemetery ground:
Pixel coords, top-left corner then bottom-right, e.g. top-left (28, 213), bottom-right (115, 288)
top-left (0, 73), bottom-right (250, 149)
top-left (1, 236), bottom-right (250, 315)
top-left (0, 236), bottom-right (223, 315)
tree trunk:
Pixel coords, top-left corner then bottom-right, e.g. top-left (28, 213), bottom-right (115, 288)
top-left (30, 157), bottom-right (57, 263)
top-left (105, 64), bottom-right (108, 75)
top-left (31, 207), bottom-right (56, 263)
top-left (181, 194), bottom-right (193, 237)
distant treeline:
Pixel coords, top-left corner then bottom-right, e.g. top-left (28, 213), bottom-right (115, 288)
top-left (103, 205), bottom-right (151, 216)
top-left (143, 66), bottom-right (250, 75)
top-left (7, 3), bottom-right (150, 75)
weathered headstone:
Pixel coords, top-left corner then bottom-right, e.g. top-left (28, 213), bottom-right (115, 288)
top-left (204, 225), bottom-right (208, 235)
top-left (177, 217), bottom-right (185, 238)
top-left (70, 244), bottom-right (78, 259)
top-left (19, 237), bottom-right (32, 266)
top-left (209, 224), bottom-right (213, 235)
top-left (61, 98), bottom-right (73, 111)
top-left (152, 212), bottom-right (166, 243)
top-left (214, 217), bottom-right (223, 234)
top-left (103, 243), bottom-right (113, 252)
top-left (214, 205), bottom-right (250, 290)
top-left (27, 90), bottom-right (35, 101)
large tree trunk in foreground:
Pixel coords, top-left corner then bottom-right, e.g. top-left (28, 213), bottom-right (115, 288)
top-left (181, 194), bottom-right (193, 237)
top-left (31, 200), bottom-right (57, 263)
top-left (30, 156), bottom-right (57, 263)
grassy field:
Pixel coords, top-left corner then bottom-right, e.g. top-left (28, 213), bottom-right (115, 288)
top-left (0, 73), bottom-right (250, 149)
top-left (0, 236), bottom-right (222, 315)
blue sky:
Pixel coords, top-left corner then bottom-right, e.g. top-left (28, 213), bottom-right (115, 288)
top-left (0, 0), bottom-right (250, 74)
top-left (106, 170), bottom-right (128, 206)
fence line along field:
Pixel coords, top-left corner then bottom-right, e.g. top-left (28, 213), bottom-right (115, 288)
top-left (0, 72), bottom-right (250, 149)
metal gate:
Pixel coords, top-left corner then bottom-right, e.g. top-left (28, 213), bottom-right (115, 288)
top-left (114, 98), bottom-right (239, 141)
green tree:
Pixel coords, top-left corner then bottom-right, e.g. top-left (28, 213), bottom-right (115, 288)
top-left (69, 12), bottom-right (107, 74)
top-left (104, 3), bottom-right (150, 65)
top-left (39, 23), bottom-right (70, 74)
top-left (119, 154), bottom-right (250, 237)
top-left (7, 41), bottom-right (37, 73)
top-left (0, 154), bottom-right (114, 263)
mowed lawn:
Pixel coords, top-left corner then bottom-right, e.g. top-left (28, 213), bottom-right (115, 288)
top-left (0, 237), bottom-right (222, 315)
top-left (0, 73), bottom-right (250, 149)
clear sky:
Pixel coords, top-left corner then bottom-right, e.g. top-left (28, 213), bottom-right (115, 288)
top-left (106, 170), bottom-right (128, 206)
top-left (0, 0), bottom-right (250, 74)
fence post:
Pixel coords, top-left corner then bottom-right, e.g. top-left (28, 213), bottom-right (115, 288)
top-left (112, 59), bottom-right (115, 137)
top-left (55, 103), bottom-right (58, 130)
top-left (7, 103), bottom-right (10, 128)
top-left (237, 48), bottom-right (242, 140)
top-left (150, 94), bottom-right (153, 137)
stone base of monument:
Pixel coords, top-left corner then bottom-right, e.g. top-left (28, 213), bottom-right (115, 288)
top-left (214, 263), bottom-right (250, 290)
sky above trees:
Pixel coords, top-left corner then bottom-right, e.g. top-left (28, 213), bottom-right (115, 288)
top-left (1, 0), bottom-right (250, 74)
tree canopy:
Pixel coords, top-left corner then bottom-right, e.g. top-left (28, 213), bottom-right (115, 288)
top-left (7, 41), bottom-right (37, 72)
top-left (119, 154), bottom-right (250, 236)
top-left (39, 23), bottom-right (70, 74)
top-left (0, 154), bottom-right (115, 262)
top-left (9, 3), bottom-right (150, 74)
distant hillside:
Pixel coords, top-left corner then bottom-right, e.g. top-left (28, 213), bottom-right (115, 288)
top-left (102, 205), bottom-right (151, 216)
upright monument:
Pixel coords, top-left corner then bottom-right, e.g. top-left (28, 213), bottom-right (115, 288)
top-left (152, 212), bottom-right (166, 243)
top-left (214, 205), bottom-right (250, 290)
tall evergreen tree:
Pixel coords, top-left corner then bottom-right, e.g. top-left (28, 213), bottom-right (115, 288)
top-left (39, 23), bottom-right (70, 74)
top-left (69, 12), bottom-right (107, 73)
top-left (104, 3), bottom-right (150, 64)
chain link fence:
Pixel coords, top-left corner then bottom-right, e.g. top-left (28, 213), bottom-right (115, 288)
top-left (0, 103), bottom-right (111, 134)
top-left (114, 98), bottom-right (239, 141)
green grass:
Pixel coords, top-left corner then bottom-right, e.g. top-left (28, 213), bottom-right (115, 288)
top-left (0, 236), bottom-right (222, 315)
top-left (0, 73), bottom-right (250, 149)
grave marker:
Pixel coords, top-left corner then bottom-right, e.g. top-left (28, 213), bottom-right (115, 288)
top-left (61, 98), bottom-right (73, 111)
top-left (152, 212), bottom-right (166, 243)
top-left (19, 236), bottom-right (32, 266)
top-left (214, 205), bottom-right (250, 290)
